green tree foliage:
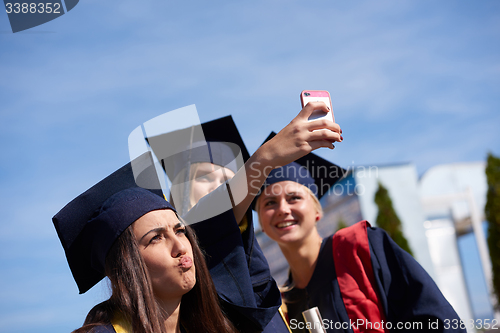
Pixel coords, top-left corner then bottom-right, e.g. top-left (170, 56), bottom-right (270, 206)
top-left (374, 182), bottom-right (413, 256)
top-left (486, 153), bottom-right (500, 309)
top-left (336, 218), bottom-right (348, 231)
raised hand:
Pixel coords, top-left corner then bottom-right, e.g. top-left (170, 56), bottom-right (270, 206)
top-left (257, 101), bottom-right (342, 170)
top-left (229, 101), bottom-right (342, 223)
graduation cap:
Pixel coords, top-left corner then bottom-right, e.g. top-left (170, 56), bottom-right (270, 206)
top-left (52, 152), bottom-right (175, 294)
top-left (145, 115), bottom-right (250, 215)
top-left (146, 115), bottom-right (249, 181)
top-left (255, 132), bottom-right (346, 204)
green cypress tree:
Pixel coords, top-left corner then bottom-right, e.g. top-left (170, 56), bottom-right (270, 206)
top-left (485, 153), bottom-right (500, 309)
top-left (336, 218), bottom-right (348, 231)
top-left (374, 182), bottom-right (413, 256)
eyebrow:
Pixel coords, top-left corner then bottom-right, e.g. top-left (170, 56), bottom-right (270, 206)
top-left (263, 191), bottom-right (299, 200)
top-left (139, 222), bottom-right (184, 243)
top-left (140, 227), bottom-right (165, 243)
top-left (261, 195), bottom-right (277, 202)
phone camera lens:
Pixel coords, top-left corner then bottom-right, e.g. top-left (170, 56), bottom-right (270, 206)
top-left (304, 93), bottom-right (310, 96)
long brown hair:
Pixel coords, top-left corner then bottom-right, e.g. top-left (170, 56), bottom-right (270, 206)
top-left (73, 221), bottom-right (237, 333)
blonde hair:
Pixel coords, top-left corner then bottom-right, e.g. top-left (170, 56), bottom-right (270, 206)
top-left (169, 163), bottom-right (202, 216)
top-left (255, 182), bottom-right (323, 225)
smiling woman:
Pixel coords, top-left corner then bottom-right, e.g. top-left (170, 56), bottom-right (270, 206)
top-left (257, 180), bottom-right (322, 247)
top-left (254, 147), bottom-right (466, 333)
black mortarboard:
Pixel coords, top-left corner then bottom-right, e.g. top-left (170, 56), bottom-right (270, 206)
top-left (144, 115), bottom-right (250, 215)
top-left (255, 132), bottom-right (346, 202)
top-left (52, 152), bottom-right (175, 294)
top-left (145, 115), bottom-right (250, 181)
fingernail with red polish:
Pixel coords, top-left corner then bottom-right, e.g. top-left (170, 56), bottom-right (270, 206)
top-left (340, 135), bottom-right (344, 141)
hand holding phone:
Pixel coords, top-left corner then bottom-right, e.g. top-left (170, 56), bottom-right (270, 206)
top-left (300, 90), bottom-right (334, 122)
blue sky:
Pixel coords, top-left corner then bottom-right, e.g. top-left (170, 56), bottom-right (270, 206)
top-left (1, 1), bottom-right (499, 332)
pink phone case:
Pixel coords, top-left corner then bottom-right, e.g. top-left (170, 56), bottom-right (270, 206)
top-left (300, 90), bottom-right (333, 122)
top-left (300, 90), bottom-right (332, 108)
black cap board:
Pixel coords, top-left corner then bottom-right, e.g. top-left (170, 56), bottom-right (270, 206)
top-left (146, 115), bottom-right (250, 182)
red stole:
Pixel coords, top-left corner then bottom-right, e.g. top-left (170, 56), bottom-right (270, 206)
top-left (332, 221), bottom-right (388, 333)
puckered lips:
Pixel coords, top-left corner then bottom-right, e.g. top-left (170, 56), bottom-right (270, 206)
top-left (179, 256), bottom-right (193, 270)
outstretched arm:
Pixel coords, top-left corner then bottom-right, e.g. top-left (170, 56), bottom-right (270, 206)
top-left (229, 101), bottom-right (342, 223)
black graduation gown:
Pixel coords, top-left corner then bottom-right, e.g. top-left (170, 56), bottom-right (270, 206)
top-left (284, 221), bottom-right (465, 333)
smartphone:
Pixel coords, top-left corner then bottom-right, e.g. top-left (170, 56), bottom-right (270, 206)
top-left (300, 90), bottom-right (334, 122)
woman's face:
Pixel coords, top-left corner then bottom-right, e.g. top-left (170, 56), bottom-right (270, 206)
top-left (258, 181), bottom-right (321, 245)
top-left (133, 209), bottom-right (196, 303)
top-left (190, 162), bottom-right (235, 205)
